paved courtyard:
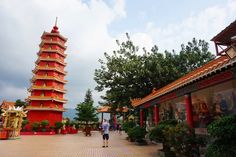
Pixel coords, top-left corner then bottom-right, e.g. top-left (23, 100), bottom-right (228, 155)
top-left (0, 131), bottom-right (160, 157)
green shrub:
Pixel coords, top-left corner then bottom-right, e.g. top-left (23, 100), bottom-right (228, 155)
top-left (148, 120), bottom-right (177, 151)
top-left (206, 115), bottom-right (236, 157)
top-left (21, 119), bottom-right (28, 130)
top-left (167, 123), bottom-right (204, 157)
top-left (31, 122), bottom-right (40, 132)
top-left (122, 121), bottom-right (136, 133)
top-left (41, 120), bottom-right (49, 132)
top-left (54, 121), bottom-right (63, 129)
top-left (127, 126), bottom-right (146, 141)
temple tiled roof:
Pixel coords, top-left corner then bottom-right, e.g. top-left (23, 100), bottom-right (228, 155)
top-left (131, 55), bottom-right (236, 107)
top-left (211, 20), bottom-right (236, 45)
top-left (1, 100), bottom-right (15, 110)
top-left (97, 106), bottom-right (111, 113)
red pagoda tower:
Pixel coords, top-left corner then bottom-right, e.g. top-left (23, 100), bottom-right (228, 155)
top-left (26, 23), bottom-right (68, 127)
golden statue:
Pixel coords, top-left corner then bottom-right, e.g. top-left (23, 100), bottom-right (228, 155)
top-left (1, 106), bottom-right (27, 139)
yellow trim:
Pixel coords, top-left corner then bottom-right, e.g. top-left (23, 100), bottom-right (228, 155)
top-left (25, 106), bottom-right (66, 112)
top-left (41, 31), bottom-right (68, 42)
top-left (37, 49), bottom-right (67, 57)
top-left (30, 75), bottom-right (68, 84)
top-left (32, 66), bottom-right (67, 75)
top-left (28, 85), bottom-right (66, 93)
top-left (39, 40), bottom-right (67, 49)
top-left (35, 57), bottom-right (67, 66)
top-left (27, 96), bottom-right (67, 103)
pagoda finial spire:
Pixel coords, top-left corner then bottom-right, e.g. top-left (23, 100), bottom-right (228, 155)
top-left (55, 17), bottom-right (58, 26)
top-left (51, 17), bottom-right (59, 33)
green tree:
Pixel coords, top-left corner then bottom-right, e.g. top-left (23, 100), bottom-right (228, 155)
top-left (74, 89), bottom-right (98, 124)
top-left (94, 35), bottom-right (215, 109)
top-left (15, 99), bottom-right (28, 108)
top-left (177, 38), bottom-right (215, 76)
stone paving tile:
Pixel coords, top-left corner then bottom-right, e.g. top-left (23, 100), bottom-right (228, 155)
top-left (0, 131), bottom-right (160, 157)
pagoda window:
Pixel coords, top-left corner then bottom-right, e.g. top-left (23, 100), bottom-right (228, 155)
top-left (41, 92), bottom-right (45, 97)
top-left (45, 72), bottom-right (48, 76)
top-left (40, 103), bottom-right (43, 107)
top-left (43, 82), bottom-right (47, 86)
top-left (48, 45), bottom-right (52, 50)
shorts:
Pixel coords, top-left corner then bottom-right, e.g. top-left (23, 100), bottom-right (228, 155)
top-left (103, 134), bottom-right (109, 140)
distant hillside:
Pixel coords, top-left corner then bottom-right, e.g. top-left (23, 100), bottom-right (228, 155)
top-left (63, 108), bottom-right (76, 120)
top-left (63, 108), bottom-right (111, 121)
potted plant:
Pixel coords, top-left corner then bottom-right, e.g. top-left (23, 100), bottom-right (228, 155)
top-left (128, 126), bottom-right (147, 145)
top-left (41, 120), bottom-right (49, 132)
top-left (206, 115), bottom-right (236, 157)
top-left (55, 121), bottom-right (63, 134)
top-left (31, 122), bottom-right (40, 133)
top-left (166, 123), bottom-right (204, 157)
top-left (49, 126), bottom-right (55, 132)
top-left (122, 120), bottom-right (136, 133)
top-left (21, 119), bottom-right (28, 131)
top-left (149, 120), bottom-right (177, 157)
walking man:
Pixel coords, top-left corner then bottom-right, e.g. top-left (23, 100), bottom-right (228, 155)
top-left (102, 119), bottom-right (110, 148)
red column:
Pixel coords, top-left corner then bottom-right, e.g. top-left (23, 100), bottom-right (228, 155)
top-left (153, 105), bottom-right (159, 126)
top-left (140, 109), bottom-right (144, 127)
top-left (185, 94), bottom-right (193, 128)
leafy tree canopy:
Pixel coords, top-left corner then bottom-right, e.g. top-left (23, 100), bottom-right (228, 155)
top-left (15, 99), bottom-right (28, 108)
top-left (94, 35), bottom-right (215, 109)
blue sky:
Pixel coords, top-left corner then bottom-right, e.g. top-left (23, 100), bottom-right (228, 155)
top-left (0, 0), bottom-right (235, 109)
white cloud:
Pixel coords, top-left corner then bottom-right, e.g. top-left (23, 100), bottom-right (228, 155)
top-left (1, 0), bottom-right (236, 109)
top-left (0, 0), bottom-right (126, 108)
top-left (143, 0), bottom-right (236, 53)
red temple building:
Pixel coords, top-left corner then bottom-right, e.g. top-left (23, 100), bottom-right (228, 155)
top-left (26, 24), bottom-right (68, 127)
top-left (131, 20), bottom-right (236, 134)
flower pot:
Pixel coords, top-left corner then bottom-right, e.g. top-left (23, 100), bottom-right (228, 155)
top-left (0, 130), bottom-right (8, 140)
top-left (57, 129), bottom-right (61, 134)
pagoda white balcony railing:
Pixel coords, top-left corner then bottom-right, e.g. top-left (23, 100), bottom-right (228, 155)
top-left (27, 96), bottom-right (68, 103)
top-left (28, 85), bottom-right (67, 93)
top-left (30, 75), bottom-right (68, 84)
top-left (32, 66), bottom-right (67, 75)
top-left (37, 48), bottom-right (67, 57)
top-left (25, 106), bottom-right (67, 112)
top-left (35, 57), bottom-right (67, 66)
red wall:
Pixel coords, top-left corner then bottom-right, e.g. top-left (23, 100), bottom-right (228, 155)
top-left (27, 110), bottom-right (63, 127)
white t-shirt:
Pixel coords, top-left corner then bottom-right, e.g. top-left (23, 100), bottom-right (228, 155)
top-left (102, 122), bottom-right (110, 134)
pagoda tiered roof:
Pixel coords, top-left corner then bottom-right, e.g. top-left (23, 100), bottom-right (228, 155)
top-left (35, 57), bottom-right (67, 66)
top-left (37, 48), bottom-right (67, 57)
top-left (32, 66), bottom-right (67, 75)
top-left (31, 75), bottom-right (68, 84)
top-left (27, 96), bottom-right (67, 103)
top-left (41, 31), bottom-right (68, 42)
top-left (28, 85), bottom-right (67, 93)
top-left (39, 40), bottom-right (67, 49)
top-left (26, 106), bottom-right (67, 112)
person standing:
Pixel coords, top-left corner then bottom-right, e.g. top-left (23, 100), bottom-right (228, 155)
top-left (102, 119), bottom-right (110, 148)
